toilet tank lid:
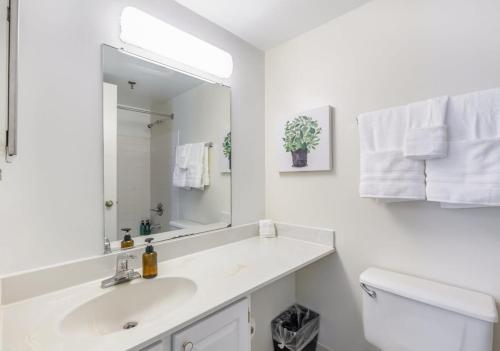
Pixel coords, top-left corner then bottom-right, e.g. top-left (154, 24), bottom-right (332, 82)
top-left (360, 268), bottom-right (498, 323)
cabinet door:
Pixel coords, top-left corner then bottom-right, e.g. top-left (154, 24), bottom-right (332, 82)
top-left (172, 299), bottom-right (250, 351)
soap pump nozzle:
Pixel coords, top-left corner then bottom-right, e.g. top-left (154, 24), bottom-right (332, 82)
top-left (145, 238), bottom-right (154, 253)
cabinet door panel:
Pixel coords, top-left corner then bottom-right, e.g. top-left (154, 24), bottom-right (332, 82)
top-left (172, 299), bottom-right (249, 351)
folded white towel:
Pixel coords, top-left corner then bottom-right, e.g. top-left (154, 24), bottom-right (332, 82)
top-left (203, 145), bottom-right (210, 187)
top-left (173, 163), bottom-right (187, 188)
top-left (427, 138), bottom-right (500, 207)
top-left (426, 88), bottom-right (500, 208)
top-left (404, 96), bottom-right (449, 160)
top-left (185, 143), bottom-right (210, 190)
top-left (359, 106), bottom-right (426, 201)
top-left (175, 144), bottom-right (192, 169)
top-left (173, 144), bottom-right (191, 187)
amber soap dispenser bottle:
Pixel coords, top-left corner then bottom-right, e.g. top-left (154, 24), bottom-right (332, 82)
top-left (142, 238), bottom-right (158, 279)
top-left (120, 228), bottom-right (134, 249)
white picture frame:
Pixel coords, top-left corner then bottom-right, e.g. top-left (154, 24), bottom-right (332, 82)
top-left (277, 106), bottom-right (332, 172)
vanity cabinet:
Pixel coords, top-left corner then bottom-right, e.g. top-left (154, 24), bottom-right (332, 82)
top-left (137, 299), bottom-right (250, 351)
top-left (172, 299), bottom-right (250, 351)
top-left (139, 340), bottom-right (164, 351)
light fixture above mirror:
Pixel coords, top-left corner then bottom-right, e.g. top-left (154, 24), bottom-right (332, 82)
top-left (120, 7), bottom-right (234, 81)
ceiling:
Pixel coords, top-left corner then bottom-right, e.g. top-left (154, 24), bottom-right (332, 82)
top-left (174, 0), bottom-right (371, 50)
top-left (102, 46), bottom-right (203, 109)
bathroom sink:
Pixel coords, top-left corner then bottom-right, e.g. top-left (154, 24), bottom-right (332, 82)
top-left (60, 277), bottom-right (197, 337)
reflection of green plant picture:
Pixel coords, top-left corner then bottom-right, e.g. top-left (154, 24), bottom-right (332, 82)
top-left (282, 116), bottom-right (322, 167)
top-left (222, 131), bottom-right (232, 169)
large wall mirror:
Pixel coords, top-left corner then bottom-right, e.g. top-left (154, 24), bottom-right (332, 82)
top-left (102, 45), bottom-right (231, 251)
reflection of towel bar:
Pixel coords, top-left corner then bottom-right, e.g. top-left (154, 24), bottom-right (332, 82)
top-left (176, 142), bottom-right (213, 148)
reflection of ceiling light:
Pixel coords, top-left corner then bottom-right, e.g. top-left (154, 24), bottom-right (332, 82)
top-left (120, 7), bottom-right (233, 79)
top-left (119, 49), bottom-right (218, 84)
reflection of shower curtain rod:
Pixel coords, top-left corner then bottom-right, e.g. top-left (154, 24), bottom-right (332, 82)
top-left (117, 104), bottom-right (174, 119)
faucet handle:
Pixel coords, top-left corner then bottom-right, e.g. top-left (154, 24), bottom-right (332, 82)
top-left (117, 253), bottom-right (136, 260)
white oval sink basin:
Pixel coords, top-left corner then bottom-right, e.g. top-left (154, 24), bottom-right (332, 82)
top-left (60, 277), bottom-right (197, 337)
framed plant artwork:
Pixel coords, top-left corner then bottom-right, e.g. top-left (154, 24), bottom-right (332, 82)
top-left (219, 130), bottom-right (231, 173)
top-left (277, 106), bottom-right (332, 172)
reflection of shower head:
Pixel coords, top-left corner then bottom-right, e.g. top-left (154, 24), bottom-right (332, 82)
top-left (147, 119), bottom-right (165, 129)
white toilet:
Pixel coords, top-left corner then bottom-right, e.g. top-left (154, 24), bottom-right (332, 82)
top-left (360, 268), bottom-right (498, 351)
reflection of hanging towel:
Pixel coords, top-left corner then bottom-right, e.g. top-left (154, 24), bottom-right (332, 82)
top-left (426, 88), bottom-right (500, 208)
top-left (173, 144), bottom-right (192, 188)
top-left (174, 143), bottom-right (210, 190)
top-left (203, 146), bottom-right (210, 187)
top-left (173, 148), bottom-right (188, 188)
top-left (359, 106), bottom-right (426, 201)
top-left (175, 144), bottom-right (191, 169)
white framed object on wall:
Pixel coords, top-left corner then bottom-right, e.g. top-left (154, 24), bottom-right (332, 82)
top-left (277, 105), bottom-right (333, 172)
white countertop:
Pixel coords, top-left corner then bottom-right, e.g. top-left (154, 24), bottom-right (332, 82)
top-left (1, 236), bottom-right (334, 351)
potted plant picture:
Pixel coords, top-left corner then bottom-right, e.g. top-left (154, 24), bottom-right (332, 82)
top-left (223, 131), bottom-right (232, 170)
top-left (282, 115), bottom-right (322, 167)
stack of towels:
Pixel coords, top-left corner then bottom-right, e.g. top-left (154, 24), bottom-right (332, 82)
top-left (173, 142), bottom-right (210, 190)
top-left (358, 88), bottom-right (500, 208)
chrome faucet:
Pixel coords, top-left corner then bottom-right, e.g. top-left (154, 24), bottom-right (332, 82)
top-left (101, 253), bottom-right (141, 288)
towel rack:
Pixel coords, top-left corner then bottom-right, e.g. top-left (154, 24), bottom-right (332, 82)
top-left (176, 142), bottom-right (213, 148)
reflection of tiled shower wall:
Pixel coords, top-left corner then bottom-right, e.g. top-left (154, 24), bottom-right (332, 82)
top-left (150, 100), bottom-right (173, 233)
top-left (117, 111), bottom-right (151, 237)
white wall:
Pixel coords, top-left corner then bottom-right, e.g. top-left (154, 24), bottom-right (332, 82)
top-left (0, 0), bottom-right (264, 275)
top-left (170, 83), bottom-right (231, 224)
top-left (265, 0), bottom-right (500, 350)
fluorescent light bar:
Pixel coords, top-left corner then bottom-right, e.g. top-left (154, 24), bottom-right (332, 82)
top-left (120, 7), bottom-right (233, 79)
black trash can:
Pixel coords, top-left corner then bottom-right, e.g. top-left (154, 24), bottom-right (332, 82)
top-left (271, 304), bottom-right (320, 351)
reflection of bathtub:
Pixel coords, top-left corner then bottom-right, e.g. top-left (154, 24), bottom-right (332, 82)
top-left (124, 221), bottom-right (230, 249)
top-left (168, 219), bottom-right (203, 230)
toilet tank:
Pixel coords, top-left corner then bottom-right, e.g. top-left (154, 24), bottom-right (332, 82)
top-left (360, 268), bottom-right (497, 351)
